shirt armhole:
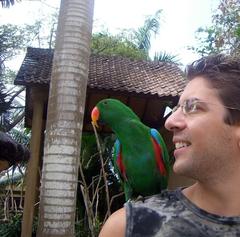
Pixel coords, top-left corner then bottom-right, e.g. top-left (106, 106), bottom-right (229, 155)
top-left (124, 202), bottom-right (133, 237)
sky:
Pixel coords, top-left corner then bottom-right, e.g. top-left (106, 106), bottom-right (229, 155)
top-left (0, 0), bottom-right (220, 69)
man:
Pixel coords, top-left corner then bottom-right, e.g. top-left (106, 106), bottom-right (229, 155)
top-left (99, 54), bottom-right (240, 236)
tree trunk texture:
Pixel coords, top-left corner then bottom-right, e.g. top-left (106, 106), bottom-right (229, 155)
top-left (37, 0), bottom-right (94, 236)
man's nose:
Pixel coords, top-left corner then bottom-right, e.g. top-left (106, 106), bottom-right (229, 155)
top-left (164, 108), bottom-right (186, 132)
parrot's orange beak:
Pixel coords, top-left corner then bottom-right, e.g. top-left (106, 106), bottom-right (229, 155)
top-left (91, 106), bottom-right (100, 128)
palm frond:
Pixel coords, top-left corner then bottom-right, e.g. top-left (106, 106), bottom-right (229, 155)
top-left (0, 85), bottom-right (25, 132)
top-left (0, 0), bottom-right (21, 8)
top-left (153, 51), bottom-right (180, 64)
top-left (134, 10), bottom-right (162, 52)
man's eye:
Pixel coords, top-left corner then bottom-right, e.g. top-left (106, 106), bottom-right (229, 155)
top-left (184, 101), bottom-right (198, 113)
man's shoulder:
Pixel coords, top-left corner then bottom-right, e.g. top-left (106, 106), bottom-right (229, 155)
top-left (125, 188), bottom-right (185, 226)
top-left (99, 208), bottom-right (126, 237)
top-left (130, 188), bottom-right (182, 210)
top-left (125, 188), bottom-right (240, 237)
top-left (145, 188), bottom-right (179, 202)
top-left (125, 189), bottom-right (188, 237)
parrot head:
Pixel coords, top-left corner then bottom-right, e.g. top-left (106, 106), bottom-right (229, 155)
top-left (91, 106), bottom-right (100, 128)
top-left (91, 99), bottom-right (140, 128)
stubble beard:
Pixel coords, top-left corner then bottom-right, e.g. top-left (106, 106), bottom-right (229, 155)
top-left (173, 136), bottom-right (236, 185)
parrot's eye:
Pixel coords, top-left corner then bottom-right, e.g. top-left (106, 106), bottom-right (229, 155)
top-left (103, 101), bottom-right (108, 105)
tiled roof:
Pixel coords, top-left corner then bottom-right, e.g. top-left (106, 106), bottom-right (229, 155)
top-left (15, 47), bottom-right (186, 97)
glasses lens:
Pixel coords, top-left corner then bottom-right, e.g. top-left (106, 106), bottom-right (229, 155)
top-left (183, 99), bottom-right (197, 114)
top-left (172, 99), bottom-right (199, 115)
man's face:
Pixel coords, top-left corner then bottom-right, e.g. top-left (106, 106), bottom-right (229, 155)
top-left (165, 76), bottom-right (239, 182)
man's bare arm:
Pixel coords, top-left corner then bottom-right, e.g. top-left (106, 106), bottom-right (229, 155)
top-left (99, 208), bottom-right (126, 237)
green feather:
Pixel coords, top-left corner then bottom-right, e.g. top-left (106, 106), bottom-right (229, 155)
top-left (95, 99), bottom-right (171, 200)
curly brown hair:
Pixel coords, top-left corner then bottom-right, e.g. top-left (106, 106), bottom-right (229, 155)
top-left (185, 54), bottom-right (240, 125)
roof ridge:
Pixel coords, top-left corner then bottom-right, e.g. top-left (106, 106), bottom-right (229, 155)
top-left (15, 47), bottom-right (186, 98)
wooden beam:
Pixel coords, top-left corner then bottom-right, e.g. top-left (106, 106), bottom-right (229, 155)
top-left (21, 87), bottom-right (47, 237)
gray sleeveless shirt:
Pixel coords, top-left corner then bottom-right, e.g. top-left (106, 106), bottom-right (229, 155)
top-left (125, 189), bottom-right (240, 237)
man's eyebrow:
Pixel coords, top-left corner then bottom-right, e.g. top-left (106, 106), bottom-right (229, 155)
top-left (178, 97), bottom-right (200, 104)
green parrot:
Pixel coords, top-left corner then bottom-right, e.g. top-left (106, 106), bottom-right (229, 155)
top-left (91, 98), bottom-right (171, 201)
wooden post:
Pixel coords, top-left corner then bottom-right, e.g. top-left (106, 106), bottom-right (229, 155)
top-left (21, 87), bottom-right (46, 237)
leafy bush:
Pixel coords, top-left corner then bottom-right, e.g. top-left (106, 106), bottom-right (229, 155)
top-left (0, 213), bottom-right (37, 237)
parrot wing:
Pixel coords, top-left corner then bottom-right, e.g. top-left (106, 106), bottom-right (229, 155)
top-left (113, 139), bottom-right (132, 200)
top-left (113, 139), bottom-right (125, 179)
top-left (150, 128), bottom-right (170, 177)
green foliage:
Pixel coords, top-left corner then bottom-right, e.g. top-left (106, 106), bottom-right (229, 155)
top-left (131, 9), bottom-right (162, 53)
top-left (79, 132), bottom-right (121, 193)
top-left (0, 11), bottom-right (58, 76)
top-left (1, 68), bottom-right (16, 84)
top-left (76, 133), bottom-right (124, 235)
top-left (153, 51), bottom-right (180, 64)
top-left (0, 24), bottom-right (26, 75)
top-left (191, 0), bottom-right (240, 56)
top-left (91, 32), bottom-right (149, 60)
top-left (0, 213), bottom-right (22, 237)
top-left (0, 85), bottom-right (25, 132)
top-left (0, 11), bottom-right (58, 133)
top-left (0, 23), bottom-right (40, 76)
top-left (190, 26), bottom-right (221, 55)
top-left (25, 14), bottom-right (58, 49)
top-left (0, 0), bottom-right (19, 8)
top-left (75, 218), bottom-right (102, 237)
top-left (0, 213), bottom-right (37, 237)
top-left (9, 128), bottom-right (30, 146)
top-left (91, 10), bottom-right (179, 63)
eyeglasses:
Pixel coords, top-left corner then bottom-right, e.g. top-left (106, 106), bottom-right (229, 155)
top-left (172, 98), bottom-right (240, 115)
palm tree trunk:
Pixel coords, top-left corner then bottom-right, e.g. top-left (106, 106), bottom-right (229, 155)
top-left (37, 0), bottom-right (95, 236)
